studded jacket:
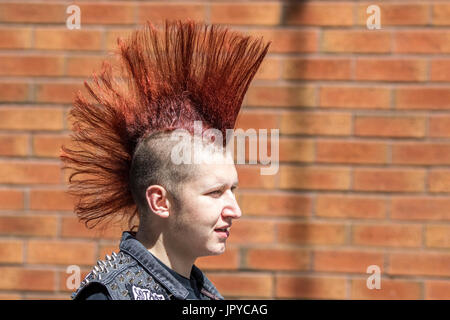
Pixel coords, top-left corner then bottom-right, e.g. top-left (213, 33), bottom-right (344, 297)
top-left (71, 231), bottom-right (224, 300)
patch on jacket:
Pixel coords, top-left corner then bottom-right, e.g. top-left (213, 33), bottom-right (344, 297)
top-left (129, 284), bottom-right (166, 300)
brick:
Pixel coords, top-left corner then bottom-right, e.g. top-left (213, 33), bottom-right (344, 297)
top-left (0, 190), bottom-right (24, 210)
top-left (0, 293), bottom-right (21, 299)
top-left (279, 138), bottom-right (315, 163)
top-left (246, 86), bottom-right (315, 108)
top-left (234, 111), bottom-right (278, 131)
top-left (0, 3), bottom-right (64, 23)
top-left (32, 134), bottom-right (71, 158)
top-left (24, 293), bottom-right (69, 300)
top-left (196, 247), bottom-right (239, 270)
top-left (238, 192), bottom-right (312, 217)
top-left (66, 55), bottom-right (105, 77)
top-left (392, 143), bottom-right (450, 165)
top-left (280, 166), bottom-right (351, 191)
top-left (276, 275), bottom-right (346, 299)
top-left (320, 87), bottom-right (391, 109)
top-left (395, 31), bottom-right (450, 54)
top-left (60, 216), bottom-right (125, 240)
top-left (138, 3), bottom-right (206, 24)
top-left (430, 59), bottom-right (450, 81)
top-left (426, 225), bottom-right (450, 249)
top-left (0, 240), bottom-right (23, 264)
top-left (254, 57), bottom-right (280, 80)
top-left (0, 267), bottom-right (55, 291)
top-left (235, 165), bottom-right (277, 189)
top-left (29, 189), bottom-right (74, 211)
top-left (76, 3), bottom-right (135, 25)
top-left (280, 112), bottom-right (352, 136)
top-left (248, 29), bottom-right (318, 53)
top-left (354, 116), bottom-right (426, 138)
top-left (429, 170), bottom-right (450, 193)
top-left (353, 168), bottom-right (425, 192)
top-left (0, 56), bottom-right (64, 77)
top-left (322, 30), bottom-right (391, 53)
top-left (351, 279), bottom-right (421, 300)
top-left (0, 215), bottom-right (57, 237)
top-left (355, 58), bottom-right (427, 82)
top-left (352, 224), bottom-right (422, 248)
top-left (34, 28), bottom-right (102, 51)
top-left (396, 87), bottom-right (450, 110)
top-left (317, 140), bottom-right (387, 164)
top-left (27, 240), bottom-right (96, 266)
top-left (314, 250), bottom-right (384, 273)
top-left (390, 252), bottom-right (450, 277)
top-left (0, 107), bottom-right (63, 131)
top-left (0, 134), bottom-right (28, 156)
top-left (285, 3), bottom-right (353, 26)
top-left (357, 3), bottom-right (429, 26)
top-left (391, 196), bottom-right (450, 221)
top-left (283, 58), bottom-right (351, 80)
top-left (246, 248), bottom-right (310, 271)
top-left (0, 27), bottom-right (32, 49)
top-left (35, 82), bottom-right (85, 104)
top-left (433, 4), bottom-right (450, 25)
top-left (207, 273), bottom-right (272, 298)
top-left (210, 3), bottom-right (280, 25)
top-left (277, 221), bottom-right (347, 245)
top-left (0, 82), bottom-right (29, 102)
top-left (227, 219), bottom-right (275, 245)
top-left (430, 115), bottom-right (450, 137)
top-left (316, 195), bottom-right (386, 219)
top-left (0, 161), bottom-right (60, 185)
top-left (425, 281), bottom-right (450, 300)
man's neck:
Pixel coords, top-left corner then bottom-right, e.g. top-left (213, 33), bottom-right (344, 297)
top-left (135, 229), bottom-right (195, 279)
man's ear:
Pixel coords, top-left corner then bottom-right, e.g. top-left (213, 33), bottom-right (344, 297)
top-left (145, 185), bottom-right (171, 218)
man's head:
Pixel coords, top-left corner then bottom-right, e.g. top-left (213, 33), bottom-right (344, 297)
top-left (129, 131), bottom-right (242, 257)
top-left (60, 20), bottom-right (269, 230)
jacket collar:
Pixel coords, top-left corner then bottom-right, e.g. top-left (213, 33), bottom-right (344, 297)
top-left (119, 231), bottom-right (224, 300)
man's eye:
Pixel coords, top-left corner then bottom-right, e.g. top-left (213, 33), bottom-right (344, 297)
top-left (209, 190), bottom-right (222, 195)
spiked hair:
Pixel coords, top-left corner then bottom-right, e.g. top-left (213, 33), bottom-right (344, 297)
top-left (60, 19), bottom-right (271, 230)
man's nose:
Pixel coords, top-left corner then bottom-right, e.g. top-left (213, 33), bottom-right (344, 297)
top-left (222, 190), bottom-right (242, 219)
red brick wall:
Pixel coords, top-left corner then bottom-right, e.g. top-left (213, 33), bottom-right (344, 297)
top-left (0, 0), bottom-right (449, 300)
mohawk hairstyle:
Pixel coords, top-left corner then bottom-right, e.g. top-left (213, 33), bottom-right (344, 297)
top-left (60, 19), bottom-right (271, 230)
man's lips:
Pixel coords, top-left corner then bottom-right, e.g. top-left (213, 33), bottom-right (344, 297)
top-left (214, 226), bottom-right (230, 238)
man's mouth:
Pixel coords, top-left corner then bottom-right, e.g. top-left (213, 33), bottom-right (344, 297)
top-left (214, 228), bottom-right (230, 238)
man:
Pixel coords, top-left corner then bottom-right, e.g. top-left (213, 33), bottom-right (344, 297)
top-left (60, 19), bottom-right (270, 300)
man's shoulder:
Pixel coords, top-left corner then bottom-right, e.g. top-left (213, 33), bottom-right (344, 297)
top-left (72, 251), bottom-right (146, 300)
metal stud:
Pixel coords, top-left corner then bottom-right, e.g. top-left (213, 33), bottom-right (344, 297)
top-left (110, 283), bottom-right (118, 290)
top-left (105, 254), bottom-right (112, 261)
top-left (121, 290), bottom-right (128, 297)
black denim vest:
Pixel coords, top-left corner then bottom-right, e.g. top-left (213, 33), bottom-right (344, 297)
top-left (71, 231), bottom-right (224, 300)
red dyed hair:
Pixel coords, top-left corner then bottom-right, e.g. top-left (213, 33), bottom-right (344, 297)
top-left (60, 19), bottom-right (271, 229)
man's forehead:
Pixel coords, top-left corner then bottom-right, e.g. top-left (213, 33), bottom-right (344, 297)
top-left (190, 162), bottom-right (238, 187)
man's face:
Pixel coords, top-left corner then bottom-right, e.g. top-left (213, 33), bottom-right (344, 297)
top-left (166, 150), bottom-right (242, 259)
